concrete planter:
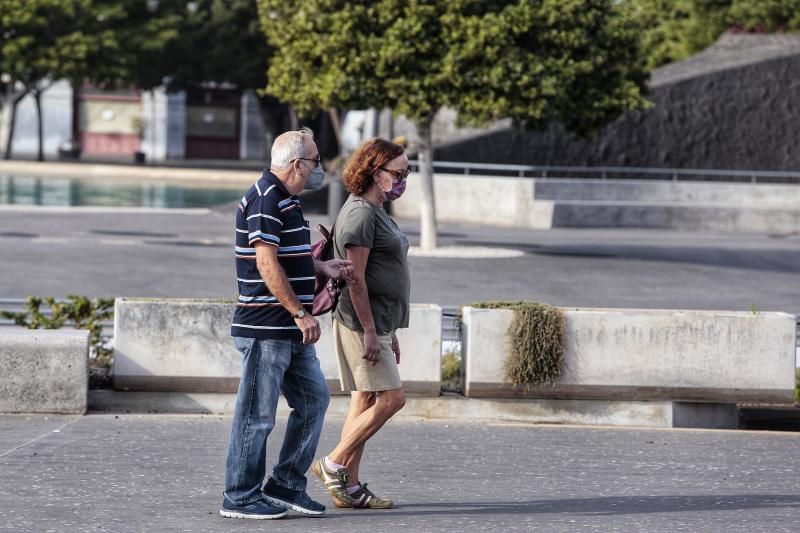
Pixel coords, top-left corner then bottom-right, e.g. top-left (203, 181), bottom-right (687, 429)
top-left (113, 298), bottom-right (441, 395)
top-left (462, 306), bottom-right (796, 403)
top-left (0, 328), bottom-right (89, 414)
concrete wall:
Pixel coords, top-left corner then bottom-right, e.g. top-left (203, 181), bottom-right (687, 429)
top-left (462, 306), bottom-right (796, 403)
top-left (8, 81), bottom-right (73, 158)
top-left (141, 89), bottom-right (186, 161)
top-left (533, 179), bottom-right (800, 207)
top-left (434, 52), bottom-right (800, 171)
top-left (0, 328), bottom-right (89, 414)
top-left (393, 174), bottom-right (800, 233)
top-left (113, 298), bottom-right (441, 395)
top-left (239, 90), bottom-right (266, 160)
top-left (393, 173), bottom-right (553, 228)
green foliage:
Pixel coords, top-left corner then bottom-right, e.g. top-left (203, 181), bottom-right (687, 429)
top-left (1, 296), bottom-right (114, 368)
top-left (441, 351), bottom-right (462, 392)
top-left (259, 0), bottom-right (649, 136)
top-left (470, 301), bottom-right (565, 386)
top-left (794, 370), bottom-right (800, 403)
top-left (626, 0), bottom-right (800, 70)
top-left (168, 0), bottom-right (273, 90)
top-left (0, 0), bottom-right (118, 89)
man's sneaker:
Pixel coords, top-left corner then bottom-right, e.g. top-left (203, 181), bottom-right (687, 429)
top-left (263, 477), bottom-right (325, 516)
top-left (333, 482), bottom-right (393, 509)
top-left (311, 457), bottom-right (356, 506)
top-left (219, 497), bottom-right (288, 520)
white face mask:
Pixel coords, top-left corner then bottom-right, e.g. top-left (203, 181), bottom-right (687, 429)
top-left (303, 163), bottom-right (326, 190)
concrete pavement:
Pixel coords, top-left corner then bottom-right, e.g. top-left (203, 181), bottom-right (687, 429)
top-left (1, 413), bottom-right (799, 532)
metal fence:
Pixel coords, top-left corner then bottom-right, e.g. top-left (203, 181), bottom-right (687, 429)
top-left (408, 160), bottom-right (800, 184)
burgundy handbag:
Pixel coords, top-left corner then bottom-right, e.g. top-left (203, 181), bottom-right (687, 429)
top-left (310, 223), bottom-right (341, 316)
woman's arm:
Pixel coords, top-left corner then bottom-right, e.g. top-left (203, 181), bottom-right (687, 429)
top-left (345, 244), bottom-right (381, 366)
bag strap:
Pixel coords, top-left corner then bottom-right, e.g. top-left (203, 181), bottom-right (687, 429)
top-left (316, 223), bottom-right (334, 241)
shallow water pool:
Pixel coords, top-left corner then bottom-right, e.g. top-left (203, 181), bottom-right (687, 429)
top-left (0, 175), bottom-right (245, 208)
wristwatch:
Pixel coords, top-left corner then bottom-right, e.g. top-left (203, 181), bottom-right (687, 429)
top-left (293, 308), bottom-right (306, 319)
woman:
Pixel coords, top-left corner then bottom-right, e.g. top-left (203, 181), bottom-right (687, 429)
top-left (312, 138), bottom-right (411, 509)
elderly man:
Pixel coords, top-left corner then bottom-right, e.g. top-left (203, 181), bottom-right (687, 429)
top-left (221, 128), bottom-right (353, 520)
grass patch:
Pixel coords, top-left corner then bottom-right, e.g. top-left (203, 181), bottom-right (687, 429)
top-left (469, 301), bottom-right (565, 386)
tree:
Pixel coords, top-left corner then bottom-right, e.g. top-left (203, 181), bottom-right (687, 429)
top-left (166, 0), bottom-right (272, 91)
top-left (0, 0), bottom-right (119, 160)
top-left (259, 0), bottom-right (649, 250)
top-left (627, 0), bottom-right (800, 70)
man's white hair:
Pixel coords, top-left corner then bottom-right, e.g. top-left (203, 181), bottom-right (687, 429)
top-left (270, 127), bottom-right (315, 170)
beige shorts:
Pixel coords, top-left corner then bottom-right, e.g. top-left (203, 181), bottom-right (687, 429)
top-left (333, 319), bottom-right (402, 393)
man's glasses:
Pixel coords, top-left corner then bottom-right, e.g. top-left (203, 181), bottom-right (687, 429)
top-left (293, 154), bottom-right (322, 168)
top-left (380, 167), bottom-right (411, 181)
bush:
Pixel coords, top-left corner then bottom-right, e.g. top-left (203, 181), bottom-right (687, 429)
top-left (441, 351), bottom-right (462, 392)
top-left (795, 368), bottom-right (799, 404)
top-left (1, 296), bottom-right (114, 368)
top-left (468, 301), bottom-right (565, 386)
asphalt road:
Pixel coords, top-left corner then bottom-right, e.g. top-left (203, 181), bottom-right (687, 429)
top-left (1, 206), bottom-right (798, 316)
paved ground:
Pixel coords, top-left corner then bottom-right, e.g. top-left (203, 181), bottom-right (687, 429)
top-left (1, 206), bottom-right (798, 316)
top-left (1, 413), bottom-right (798, 533)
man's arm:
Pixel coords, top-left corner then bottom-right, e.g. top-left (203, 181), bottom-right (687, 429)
top-left (254, 241), bottom-right (320, 344)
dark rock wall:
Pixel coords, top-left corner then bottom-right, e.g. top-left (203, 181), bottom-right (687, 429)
top-left (434, 55), bottom-right (800, 171)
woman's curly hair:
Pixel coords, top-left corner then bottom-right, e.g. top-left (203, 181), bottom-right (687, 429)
top-left (342, 138), bottom-right (405, 195)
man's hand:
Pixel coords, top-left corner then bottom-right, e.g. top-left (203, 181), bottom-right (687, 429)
top-left (321, 259), bottom-right (354, 282)
top-left (391, 334), bottom-right (400, 364)
top-left (362, 330), bottom-right (381, 366)
top-left (295, 313), bottom-right (321, 344)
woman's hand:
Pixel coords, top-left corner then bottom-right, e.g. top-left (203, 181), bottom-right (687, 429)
top-left (321, 259), bottom-right (354, 282)
top-left (362, 330), bottom-right (382, 366)
top-left (391, 334), bottom-right (400, 364)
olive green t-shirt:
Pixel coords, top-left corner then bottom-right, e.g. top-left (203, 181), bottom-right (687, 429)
top-left (333, 195), bottom-right (410, 334)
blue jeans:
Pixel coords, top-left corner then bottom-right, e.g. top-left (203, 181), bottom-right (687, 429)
top-left (224, 337), bottom-right (330, 505)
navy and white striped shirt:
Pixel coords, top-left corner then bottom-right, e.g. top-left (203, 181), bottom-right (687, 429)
top-left (231, 170), bottom-right (314, 340)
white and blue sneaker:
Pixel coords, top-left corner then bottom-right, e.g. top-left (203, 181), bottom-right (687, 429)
top-left (263, 477), bottom-right (326, 516)
top-left (219, 497), bottom-right (288, 520)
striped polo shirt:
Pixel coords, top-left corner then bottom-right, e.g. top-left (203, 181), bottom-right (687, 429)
top-left (231, 170), bottom-right (314, 340)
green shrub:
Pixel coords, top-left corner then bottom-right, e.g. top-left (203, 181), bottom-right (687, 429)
top-left (2, 296), bottom-right (114, 368)
top-left (795, 369), bottom-right (799, 404)
top-left (441, 351), bottom-right (462, 392)
top-left (469, 301), bottom-right (565, 386)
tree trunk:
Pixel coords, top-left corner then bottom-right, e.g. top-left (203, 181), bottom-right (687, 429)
top-left (34, 90), bottom-right (44, 161)
top-left (288, 106), bottom-right (299, 131)
top-left (416, 119), bottom-right (438, 250)
top-left (2, 92), bottom-right (25, 160)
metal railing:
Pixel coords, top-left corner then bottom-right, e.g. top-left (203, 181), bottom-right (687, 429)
top-left (408, 160), bottom-right (800, 184)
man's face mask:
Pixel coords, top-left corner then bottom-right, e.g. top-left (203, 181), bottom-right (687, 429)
top-left (304, 163), bottom-right (326, 190)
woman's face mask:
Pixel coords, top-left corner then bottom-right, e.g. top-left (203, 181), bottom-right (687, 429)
top-left (377, 168), bottom-right (408, 201)
top-left (383, 178), bottom-right (406, 201)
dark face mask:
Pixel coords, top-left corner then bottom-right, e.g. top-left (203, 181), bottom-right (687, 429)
top-left (378, 177), bottom-right (406, 201)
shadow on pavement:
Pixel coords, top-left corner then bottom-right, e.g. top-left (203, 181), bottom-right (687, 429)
top-left (377, 494), bottom-right (800, 517)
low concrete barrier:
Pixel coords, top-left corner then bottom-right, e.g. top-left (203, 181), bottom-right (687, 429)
top-left (462, 306), bottom-right (796, 404)
top-left (392, 173), bottom-right (800, 234)
top-left (113, 298), bottom-right (442, 395)
top-left (0, 328), bottom-right (89, 414)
